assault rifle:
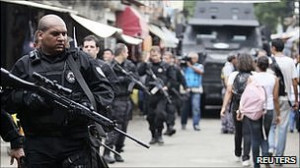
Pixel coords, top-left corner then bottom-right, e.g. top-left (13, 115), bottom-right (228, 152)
top-left (146, 65), bottom-right (172, 104)
top-left (1, 68), bottom-right (150, 149)
top-left (114, 64), bottom-right (151, 95)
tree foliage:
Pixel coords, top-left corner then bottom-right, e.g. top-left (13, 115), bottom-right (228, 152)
top-left (183, 0), bottom-right (293, 34)
top-left (183, 1), bottom-right (197, 19)
top-left (254, 0), bottom-right (293, 33)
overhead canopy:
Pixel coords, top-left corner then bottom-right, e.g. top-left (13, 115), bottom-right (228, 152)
top-left (116, 6), bottom-right (149, 39)
top-left (189, 18), bottom-right (259, 27)
top-left (118, 34), bottom-right (143, 45)
top-left (161, 27), bottom-right (179, 44)
top-left (70, 14), bottom-right (122, 38)
top-left (1, 0), bottom-right (77, 14)
top-left (148, 24), bottom-right (177, 48)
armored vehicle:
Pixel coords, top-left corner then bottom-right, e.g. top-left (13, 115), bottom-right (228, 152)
top-left (182, 2), bottom-right (262, 110)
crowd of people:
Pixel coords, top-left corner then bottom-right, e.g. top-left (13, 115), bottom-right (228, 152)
top-left (220, 38), bottom-right (299, 168)
top-left (1, 14), bottom-right (299, 168)
top-left (0, 14), bottom-right (205, 167)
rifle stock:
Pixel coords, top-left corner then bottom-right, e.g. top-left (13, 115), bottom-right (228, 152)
top-left (1, 68), bottom-right (150, 149)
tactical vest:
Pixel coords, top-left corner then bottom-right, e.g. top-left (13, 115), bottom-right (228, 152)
top-left (111, 60), bottom-right (135, 97)
top-left (146, 62), bottom-right (169, 86)
top-left (20, 49), bottom-right (87, 136)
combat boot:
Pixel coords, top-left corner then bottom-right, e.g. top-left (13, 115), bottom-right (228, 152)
top-left (164, 126), bottom-right (176, 136)
top-left (156, 130), bottom-right (164, 145)
top-left (156, 136), bottom-right (164, 145)
top-left (103, 149), bottom-right (115, 164)
top-left (149, 130), bottom-right (157, 145)
top-left (149, 137), bottom-right (157, 145)
top-left (114, 154), bottom-right (124, 162)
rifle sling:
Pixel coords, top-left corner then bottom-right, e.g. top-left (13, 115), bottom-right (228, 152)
top-left (66, 54), bottom-right (97, 111)
top-left (67, 54), bottom-right (107, 139)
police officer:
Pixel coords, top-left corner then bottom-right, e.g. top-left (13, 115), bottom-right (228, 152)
top-left (82, 35), bottom-right (119, 90)
top-left (0, 109), bottom-right (25, 167)
top-left (138, 46), bottom-right (177, 145)
top-left (103, 43), bottom-right (138, 163)
top-left (102, 48), bottom-right (115, 63)
top-left (2, 14), bottom-right (114, 167)
top-left (162, 51), bottom-right (187, 136)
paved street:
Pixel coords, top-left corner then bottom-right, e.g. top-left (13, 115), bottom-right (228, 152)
top-left (1, 115), bottom-right (299, 167)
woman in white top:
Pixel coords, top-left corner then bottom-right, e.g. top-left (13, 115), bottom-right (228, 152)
top-left (242, 56), bottom-right (280, 168)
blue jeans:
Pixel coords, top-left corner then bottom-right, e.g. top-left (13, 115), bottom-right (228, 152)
top-left (261, 110), bottom-right (273, 156)
top-left (192, 93), bottom-right (201, 126)
top-left (181, 92), bottom-right (201, 126)
top-left (243, 116), bottom-right (263, 168)
top-left (268, 99), bottom-right (291, 156)
top-left (289, 109), bottom-right (296, 131)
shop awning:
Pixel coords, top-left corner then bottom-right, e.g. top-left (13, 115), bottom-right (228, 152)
top-left (70, 14), bottom-right (122, 38)
top-left (0, 0), bottom-right (77, 14)
top-left (148, 24), bottom-right (177, 48)
top-left (116, 6), bottom-right (149, 39)
top-left (161, 27), bottom-right (179, 44)
top-left (118, 34), bottom-right (143, 45)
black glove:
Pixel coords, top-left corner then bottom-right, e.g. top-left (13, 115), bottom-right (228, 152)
top-left (23, 91), bottom-right (51, 112)
top-left (103, 120), bottom-right (117, 132)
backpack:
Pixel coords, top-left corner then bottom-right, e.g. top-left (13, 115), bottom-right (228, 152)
top-left (269, 57), bottom-right (287, 96)
top-left (239, 77), bottom-right (267, 120)
top-left (231, 72), bottom-right (252, 112)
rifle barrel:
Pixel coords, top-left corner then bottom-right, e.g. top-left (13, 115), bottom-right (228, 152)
top-left (115, 127), bottom-right (150, 148)
top-left (1, 67), bottom-right (150, 149)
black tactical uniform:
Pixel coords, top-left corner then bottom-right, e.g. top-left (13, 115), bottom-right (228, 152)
top-left (165, 64), bottom-right (187, 136)
top-left (0, 109), bottom-right (24, 150)
top-left (138, 61), bottom-right (176, 144)
top-left (3, 48), bottom-right (114, 168)
top-left (103, 59), bottom-right (137, 162)
top-left (96, 59), bottom-right (119, 88)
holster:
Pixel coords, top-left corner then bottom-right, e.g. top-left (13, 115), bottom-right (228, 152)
top-left (87, 122), bottom-right (106, 148)
top-left (62, 153), bottom-right (82, 168)
top-left (90, 146), bottom-right (109, 168)
top-left (61, 142), bottom-right (108, 168)
top-left (86, 125), bottom-right (109, 168)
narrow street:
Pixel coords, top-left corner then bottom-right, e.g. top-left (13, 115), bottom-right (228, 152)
top-left (110, 115), bottom-right (300, 167)
top-left (2, 115), bottom-right (299, 167)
